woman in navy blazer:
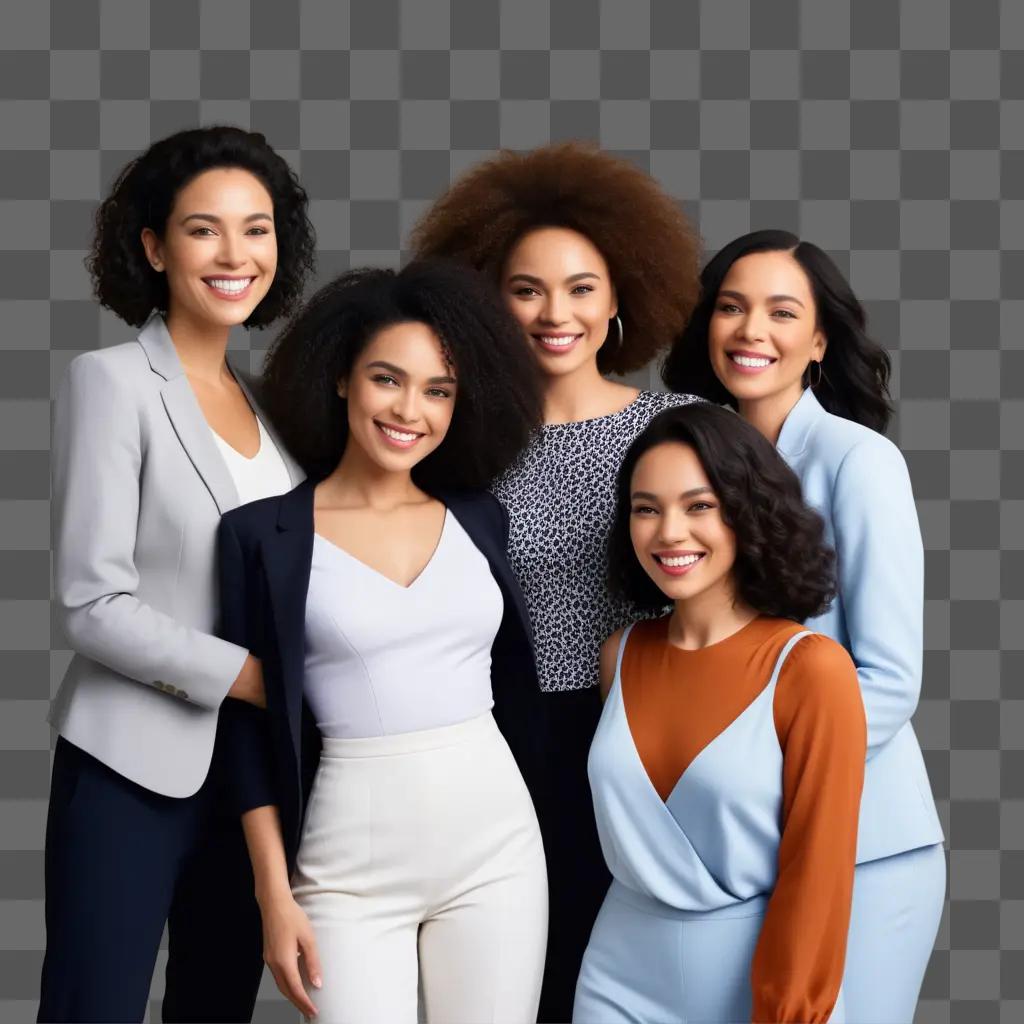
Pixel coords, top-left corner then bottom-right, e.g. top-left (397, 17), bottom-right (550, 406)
top-left (663, 229), bottom-right (944, 1023)
top-left (218, 262), bottom-right (548, 1022)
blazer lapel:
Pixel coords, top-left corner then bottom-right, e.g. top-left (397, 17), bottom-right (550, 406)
top-left (261, 480), bottom-right (316, 760)
top-left (135, 316), bottom-right (240, 514)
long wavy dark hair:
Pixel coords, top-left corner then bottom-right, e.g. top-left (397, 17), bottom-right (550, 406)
top-left (662, 229), bottom-right (892, 433)
top-left (89, 126), bottom-right (315, 328)
top-left (262, 261), bottom-right (543, 490)
top-left (608, 403), bottom-right (837, 622)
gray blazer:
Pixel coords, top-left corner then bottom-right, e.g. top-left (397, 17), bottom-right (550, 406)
top-left (49, 314), bottom-right (303, 798)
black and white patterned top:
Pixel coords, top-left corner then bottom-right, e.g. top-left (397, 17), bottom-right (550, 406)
top-left (491, 390), bottom-right (701, 693)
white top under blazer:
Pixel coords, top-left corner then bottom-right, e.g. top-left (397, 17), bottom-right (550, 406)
top-left (303, 512), bottom-right (504, 738)
top-left (210, 416), bottom-right (292, 507)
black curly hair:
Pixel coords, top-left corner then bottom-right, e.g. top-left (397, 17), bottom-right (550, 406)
top-left (88, 125), bottom-right (315, 328)
top-left (608, 403), bottom-right (836, 622)
top-left (662, 229), bottom-right (893, 433)
top-left (262, 261), bottom-right (543, 489)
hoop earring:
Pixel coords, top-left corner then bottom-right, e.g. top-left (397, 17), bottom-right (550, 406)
top-left (609, 315), bottom-right (623, 350)
top-left (806, 360), bottom-right (823, 389)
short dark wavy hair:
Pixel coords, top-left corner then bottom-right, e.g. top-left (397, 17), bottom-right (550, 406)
top-left (662, 229), bottom-right (893, 433)
top-left (88, 125), bottom-right (315, 328)
top-left (608, 403), bottom-right (836, 622)
top-left (410, 142), bottom-right (701, 376)
top-left (262, 261), bottom-right (543, 489)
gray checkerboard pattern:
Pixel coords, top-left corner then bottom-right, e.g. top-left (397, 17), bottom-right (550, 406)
top-left (0, 0), bottom-right (1018, 1020)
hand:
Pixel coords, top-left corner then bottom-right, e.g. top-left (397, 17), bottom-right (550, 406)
top-left (260, 892), bottom-right (322, 1018)
top-left (227, 654), bottom-right (265, 708)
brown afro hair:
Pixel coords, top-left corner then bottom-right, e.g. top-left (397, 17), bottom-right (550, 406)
top-left (409, 143), bottom-right (702, 376)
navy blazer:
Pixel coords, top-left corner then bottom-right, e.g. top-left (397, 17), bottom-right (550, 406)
top-left (216, 478), bottom-right (543, 873)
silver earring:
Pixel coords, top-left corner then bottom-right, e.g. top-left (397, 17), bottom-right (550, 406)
top-left (806, 360), bottom-right (823, 389)
top-left (609, 315), bottom-right (623, 349)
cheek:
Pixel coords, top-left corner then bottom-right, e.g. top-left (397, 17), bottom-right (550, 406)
top-left (504, 297), bottom-right (534, 330)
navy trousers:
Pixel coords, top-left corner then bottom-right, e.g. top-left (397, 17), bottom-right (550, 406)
top-left (37, 736), bottom-right (264, 1024)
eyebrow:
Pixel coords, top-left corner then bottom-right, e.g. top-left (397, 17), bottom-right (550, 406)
top-left (718, 289), bottom-right (805, 309)
top-left (507, 272), bottom-right (602, 286)
top-left (631, 486), bottom-right (713, 501)
top-left (180, 212), bottom-right (273, 225)
top-left (366, 360), bottom-right (457, 386)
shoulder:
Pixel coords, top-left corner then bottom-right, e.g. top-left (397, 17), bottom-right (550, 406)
top-left (809, 406), bottom-right (906, 476)
top-left (776, 632), bottom-right (862, 717)
top-left (599, 626), bottom-right (629, 699)
top-left (63, 342), bottom-right (149, 393)
top-left (638, 389), bottom-right (703, 419)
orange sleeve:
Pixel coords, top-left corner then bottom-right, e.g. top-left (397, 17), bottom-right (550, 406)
top-left (750, 634), bottom-right (867, 1023)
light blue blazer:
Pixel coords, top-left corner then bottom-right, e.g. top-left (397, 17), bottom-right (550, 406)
top-left (777, 388), bottom-right (943, 863)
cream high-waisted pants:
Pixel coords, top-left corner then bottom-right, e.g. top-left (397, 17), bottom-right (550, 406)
top-left (292, 712), bottom-right (548, 1023)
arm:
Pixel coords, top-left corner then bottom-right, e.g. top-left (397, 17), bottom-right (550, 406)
top-left (598, 629), bottom-right (624, 702)
top-left (242, 806), bottom-right (322, 1018)
top-left (52, 353), bottom-right (248, 709)
top-left (831, 438), bottom-right (924, 753)
top-left (751, 635), bottom-right (866, 1023)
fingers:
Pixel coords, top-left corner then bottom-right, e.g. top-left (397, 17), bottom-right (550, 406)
top-left (270, 955), bottom-right (319, 1019)
top-left (299, 927), bottom-right (324, 992)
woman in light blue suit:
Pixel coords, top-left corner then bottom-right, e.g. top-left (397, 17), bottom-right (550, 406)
top-left (663, 229), bottom-right (944, 1024)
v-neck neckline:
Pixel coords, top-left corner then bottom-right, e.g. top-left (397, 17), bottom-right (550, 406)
top-left (313, 509), bottom-right (450, 591)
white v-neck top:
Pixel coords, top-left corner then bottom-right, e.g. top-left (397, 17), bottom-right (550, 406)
top-left (303, 512), bottom-right (503, 738)
top-left (210, 417), bottom-right (292, 506)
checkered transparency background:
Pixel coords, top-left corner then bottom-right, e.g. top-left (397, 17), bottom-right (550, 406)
top-left (0, 0), bottom-right (1020, 1021)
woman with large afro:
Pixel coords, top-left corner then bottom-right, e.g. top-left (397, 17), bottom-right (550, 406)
top-left (411, 143), bottom-right (703, 1021)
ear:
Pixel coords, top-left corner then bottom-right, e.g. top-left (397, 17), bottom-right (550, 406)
top-left (336, 377), bottom-right (347, 400)
top-left (608, 281), bottom-right (618, 321)
top-left (140, 228), bottom-right (165, 273)
top-left (811, 326), bottom-right (827, 362)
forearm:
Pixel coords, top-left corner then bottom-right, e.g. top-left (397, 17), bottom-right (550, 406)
top-left (242, 804), bottom-right (292, 906)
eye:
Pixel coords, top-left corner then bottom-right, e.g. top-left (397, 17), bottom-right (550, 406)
top-left (716, 302), bottom-right (741, 314)
top-left (570, 284), bottom-right (594, 295)
top-left (246, 225), bottom-right (271, 235)
top-left (425, 387), bottom-right (453, 399)
top-left (771, 309), bottom-right (797, 319)
top-left (631, 504), bottom-right (658, 516)
top-left (372, 373), bottom-right (399, 387)
top-left (512, 286), bottom-right (539, 297)
top-left (688, 500), bottom-right (715, 512)
top-left (190, 227), bottom-right (216, 237)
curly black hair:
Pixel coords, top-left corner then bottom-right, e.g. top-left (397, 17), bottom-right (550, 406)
top-left (662, 229), bottom-right (893, 433)
top-left (262, 261), bottom-right (543, 489)
top-left (608, 403), bottom-right (836, 622)
top-left (410, 143), bottom-right (701, 376)
top-left (88, 125), bottom-right (315, 328)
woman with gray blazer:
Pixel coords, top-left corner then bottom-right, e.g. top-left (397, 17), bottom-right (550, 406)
top-left (663, 229), bottom-right (945, 1024)
top-left (38, 127), bottom-right (314, 1024)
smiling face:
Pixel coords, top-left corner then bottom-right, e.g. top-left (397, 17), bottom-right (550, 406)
top-left (629, 441), bottom-right (739, 607)
top-left (502, 226), bottom-right (618, 378)
top-left (708, 249), bottom-right (826, 411)
top-left (339, 321), bottom-right (457, 475)
top-left (140, 167), bottom-right (278, 331)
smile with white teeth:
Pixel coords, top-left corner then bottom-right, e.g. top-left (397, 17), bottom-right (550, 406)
top-left (657, 554), bottom-right (704, 567)
top-left (205, 277), bottom-right (254, 295)
top-left (534, 335), bottom-right (580, 347)
top-left (729, 353), bottom-right (774, 368)
top-left (378, 424), bottom-right (421, 442)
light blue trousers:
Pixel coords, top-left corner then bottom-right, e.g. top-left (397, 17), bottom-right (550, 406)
top-left (842, 843), bottom-right (946, 1024)
top-left (573, 882), bottom-right (846, 1024)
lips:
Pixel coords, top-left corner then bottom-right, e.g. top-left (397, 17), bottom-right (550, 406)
top-left (653, 552), bottom-right (705, 577)
top-left (375, 420), bottom-right (424, 449)
top-left (532, 333), bottom-right (583, 356)
top-left (203, 276), bottom-right (256, 301)
top-left (726, 350), bottom-right (777, 374)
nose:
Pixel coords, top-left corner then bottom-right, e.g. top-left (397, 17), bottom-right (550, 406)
top-left (391, 386), bottom-right (421, 425)
top-left (736, 308), bottom-right (770, 344)
top-left (215, 230), bottom-right (246, 267)
top-left (538, 292), bottom-right (569, 326)
top-left (656, 507), bottom-right (688, 546)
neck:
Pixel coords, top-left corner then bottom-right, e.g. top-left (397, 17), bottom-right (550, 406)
top-left (164, 305), bottom-right (233, 384)
top-left (667, 582), bottom-right (758, 651)
top-left (542, 358), bottom-right (632, 425)
top-left (319, 442), bottom-right (424, 511)
top-left (736, 385), bottom-right (805, 446)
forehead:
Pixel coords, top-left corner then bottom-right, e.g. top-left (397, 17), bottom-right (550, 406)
top-left (359, 320), bottom-right (452, 374)
top-left (719, 250), bottom-right (813, 303)
top-left (632, 441), bottom-right (710, 490)
top-left (171, 167), bottom-right (273, 212)
top-left (504, 226), bottom-right (609, 277)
